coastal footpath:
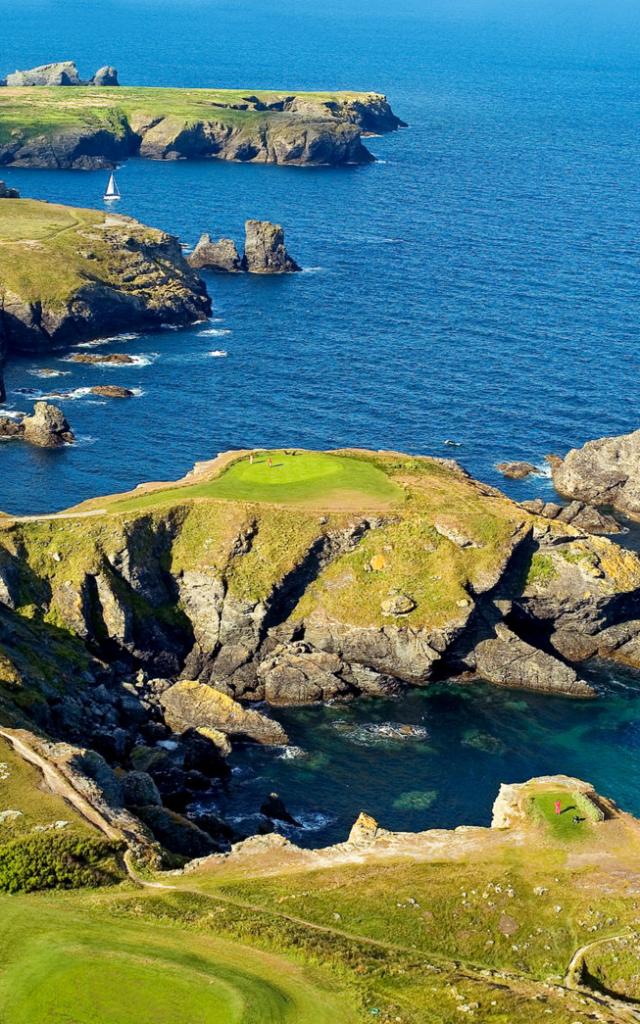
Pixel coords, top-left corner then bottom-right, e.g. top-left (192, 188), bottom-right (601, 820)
top-left (0, 85), bottom-right (404, 169)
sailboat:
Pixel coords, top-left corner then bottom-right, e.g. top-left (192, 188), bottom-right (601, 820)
top-left (103, 173), bottom-right (121, 202)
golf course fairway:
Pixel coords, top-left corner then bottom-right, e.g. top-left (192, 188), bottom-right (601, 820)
top-left (0, 894), bottom-right (358, 1024)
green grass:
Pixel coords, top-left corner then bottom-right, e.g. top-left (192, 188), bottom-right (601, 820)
top-left (0, 199), bottom-right (167, 306)
top-left (529, 791), bottom-right (597, 840)
top-left (0, 894), bottom-right (359, 1024)
top-left (111, 452), bottom-right (404, 513)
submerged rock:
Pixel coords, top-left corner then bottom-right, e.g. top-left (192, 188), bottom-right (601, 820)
top-left (243, 220), bottom-right (301, 274)
top-left (70, 353), bottom-right (136, 365)
top-left (188, 235), bottom-right (243, 273)
top-left (260, 792), bottom-right (300, 827)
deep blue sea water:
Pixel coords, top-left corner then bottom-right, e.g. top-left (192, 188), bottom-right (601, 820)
top-left (2, 0), bottom-right (640, 842)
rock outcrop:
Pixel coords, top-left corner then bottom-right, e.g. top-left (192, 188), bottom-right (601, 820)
top-left (0, 402), bottom-right (74, 447)
top-left (160, 680), bottom-right (288, 746)
top-left (3, 61), bottom-right (119, 87)
top-left (473, 624), bottom-right (594, 698)
top-left (188, 235), bottom-right (243, 273)
top-left (90, 385), bottom-right (134, 399)
top-left (243, 220), bottom-right (301, 274)
top-left (0, 181), bottom-right (19, 199)
top-left (552, 429), bottom-right (640, 519)
top-left (520, 498), bottom-right (621, 535)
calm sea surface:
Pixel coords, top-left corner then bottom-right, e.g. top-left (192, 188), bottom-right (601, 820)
top-left (2, 0), bottom-right (640, 842)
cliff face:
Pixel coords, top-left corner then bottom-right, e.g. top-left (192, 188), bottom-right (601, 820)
top-left (0, 200), bottom-right (210, 358)
top-left (3, 450), bottom-right (640, 736)
top-left (0, 88), bottom-right (403, 169)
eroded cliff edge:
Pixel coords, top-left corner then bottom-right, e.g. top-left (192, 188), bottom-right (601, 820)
top-left (0, 87), bottom-right (405, 169)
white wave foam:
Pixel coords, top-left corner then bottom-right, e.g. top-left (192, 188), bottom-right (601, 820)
top-left (61, 353), bottom-right (156, 368)
top-left (301, 266), bottom-right (325, 274)
top-left (208, 350), bottom-right (228, 358)
top-left (75, 332), bottom-right (140, 349)
top-left (0, 409), bottom-right (26, 420)
top-left (199, 327), bottom-right (232, 337)
top-left (27, 368), bottom-right (71, 379)
top-left (277, 746), bottom-right (305, 760)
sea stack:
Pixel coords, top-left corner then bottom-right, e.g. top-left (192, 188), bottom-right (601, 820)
top-left (188, 235), bottom-right (244, 273)
top-left (243, 220), bottom-right (301, 274)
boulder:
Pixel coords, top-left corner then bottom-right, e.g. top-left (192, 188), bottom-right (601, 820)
top-left (188, 234), bottom-right (243, 272)
top-left (122, 770), bottom-right (162, 807)
top-left (6, 61), bottom-right (83, 87)
top-left (521, 498), bottom-right (621, 534)
top-left (90, 66), bottom-right (119, 86)
top-left (381, 592), bottom-right (416, 616)
top-left (260, 792), bottom-right (300, 827)
top-left (496, 461), bottom-right (539, 480)
top-left (134, 804), bottom-right (216, 858)
top-left (0, 417), bottom-right (23, 439)
top-left (474, 624), bottom-right (595, 698)
top-left (257, 642), bottom-right (353, 703)
top-left (160, 680), bottom-right (288, 745)
top-left (0, 181), bottom-right (19, 199)
top-left (243, 220), bottom-right (301, 274)
top-left (552, 429), bottom-right (640, 519)
top-left (90, 385), bottom-right (134, 399)
top-left (21, 402), bottom-right (74, 447)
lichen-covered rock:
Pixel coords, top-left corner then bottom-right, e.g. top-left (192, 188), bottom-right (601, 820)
top-left (160, 680), bottom-right (288, 745)
top-left (243, 220), bottom-right (301, 274)
top-left (187, 235), bottom-right (243, 272)
top-left (552, 429), bottom-right (640, 519)
top-left (22, 402), bottom-right (74, 447)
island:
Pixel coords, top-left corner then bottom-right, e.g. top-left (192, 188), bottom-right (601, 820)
top-left (0, 197), bottom-right (210, 398)
top-left (0, 85), bottom-right (405, 169)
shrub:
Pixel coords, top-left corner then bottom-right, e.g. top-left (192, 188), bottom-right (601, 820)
top-left (0, 830), bottom-right (123, 893)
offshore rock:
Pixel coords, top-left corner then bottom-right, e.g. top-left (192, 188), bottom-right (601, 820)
top-left (22, 402), bottom-right (74, 447)
top-left (188, 235), bottom-right (243, 272)
top-left (0, 181), bottom-right (19, 198)
top-left (552, 429), bottom-right (640, 519)
top-left (243, 220), bottom-right (301, 274)
top-left (496, 461), bottom-right (539, 479)
top-left (90, 385), bottom-right (135, 399)
top-left (90, 66), bottom-right (119, 86)
top-left (6, 61), bottom-right (83, 87)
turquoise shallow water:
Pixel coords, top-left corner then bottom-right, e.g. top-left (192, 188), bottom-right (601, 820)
top-left (2, 0), bottom-right (640, 840)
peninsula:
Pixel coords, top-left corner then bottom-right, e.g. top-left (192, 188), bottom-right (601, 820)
top-left (0, 85), bottom-right (405, 169)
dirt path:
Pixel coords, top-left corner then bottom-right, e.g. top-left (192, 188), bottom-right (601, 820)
top-left (2, 510), bottom-right (107, 525)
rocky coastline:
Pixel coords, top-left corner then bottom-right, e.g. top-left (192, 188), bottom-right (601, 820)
top-left (0, 82), bottom-right (404, 169)
top-left (188, 219), bottom-right (301, 274)
top-left (0, 198), bottom-right (210, 399)
top-left (3, 446), bottom-right (640, 858)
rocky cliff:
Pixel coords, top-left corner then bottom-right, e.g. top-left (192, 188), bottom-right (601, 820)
top-left (0, 199), bottom-right (210, 393)
top-left (552, 428), bottom-right (640, 520)
top-left (0, 87), bottom-right (403, 169)
top-left (3, 447), bottom-right (640, 858)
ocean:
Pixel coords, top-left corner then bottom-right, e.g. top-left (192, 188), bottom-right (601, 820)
top-left (2, 0), bottom-right (640, 843)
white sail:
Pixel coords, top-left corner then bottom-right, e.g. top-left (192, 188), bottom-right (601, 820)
top-left (104, 173), bottom-right (121, 200)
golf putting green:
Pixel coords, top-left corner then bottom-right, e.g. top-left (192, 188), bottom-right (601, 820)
top-left (111, 450), bottom-right (404, 512)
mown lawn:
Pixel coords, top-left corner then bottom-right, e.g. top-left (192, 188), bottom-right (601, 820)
top-left (111, 451), bottom-right (404, 512)
top-left (0, 894), bottom-right (358, 1024)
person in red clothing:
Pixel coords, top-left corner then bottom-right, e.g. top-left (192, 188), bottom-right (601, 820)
top-left (554, 799), bottom-right (562, 815)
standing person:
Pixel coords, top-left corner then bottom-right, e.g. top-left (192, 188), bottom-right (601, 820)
top-left (554, 799), bottom-right (562, 816)
top-left (249, 453), bottom-right (254, 465)
top-left (268, 457), bottom-right (273, 468)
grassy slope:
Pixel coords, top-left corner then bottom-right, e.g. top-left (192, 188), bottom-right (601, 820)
top-left (0, 199), bottom-right (160, 305)
top-left (0, 734), bottom-right (90, 838)
top-left (0, 86), bottom-right (376, 145)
